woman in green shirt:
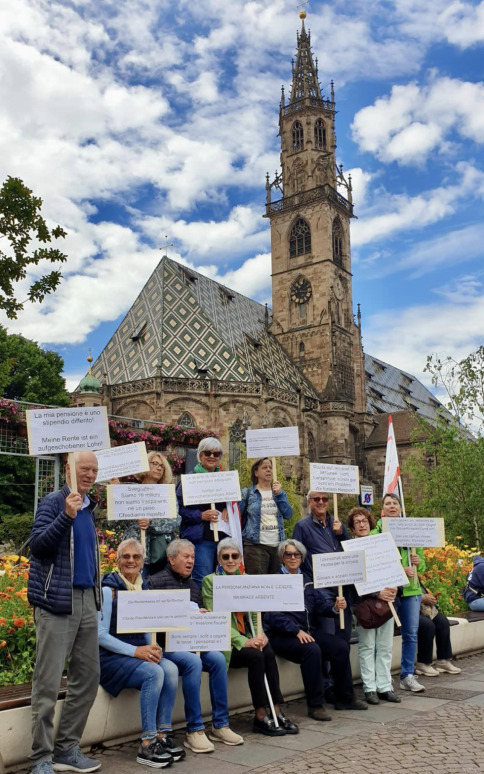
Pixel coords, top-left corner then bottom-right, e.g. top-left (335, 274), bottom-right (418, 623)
top-left (373, 493), bottom-right (426, 693)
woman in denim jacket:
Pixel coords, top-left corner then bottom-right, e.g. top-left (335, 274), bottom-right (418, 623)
top-left (239, 457), bottom-right (293, 574)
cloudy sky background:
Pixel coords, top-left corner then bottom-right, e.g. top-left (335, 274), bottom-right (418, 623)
top-left (1, 0), bottom-right (484, 395)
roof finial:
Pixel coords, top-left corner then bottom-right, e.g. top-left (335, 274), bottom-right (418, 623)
top-left (159, 235), bottom-right (173, 258)
top-left (87, 348), bottom-right (93, 375)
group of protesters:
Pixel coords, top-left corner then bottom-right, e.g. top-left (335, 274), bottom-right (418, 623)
top-left (27, 439), bottom-right (462, 774)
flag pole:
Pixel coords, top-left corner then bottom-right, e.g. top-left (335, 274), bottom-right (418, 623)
top-left (398, 475), bottom-right (416, 586)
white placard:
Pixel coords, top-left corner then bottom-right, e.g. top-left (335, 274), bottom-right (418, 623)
top-left (310, 463), bottom-right (360, 495)
top-left (382, 517), bottom-right (445, 548)
top-left (245, 426), bottom-right (300, 458)
top-left (313, 551), bottom-right (367, 589)
top-left (212, 574), bottom-right (304, 613)
top-left (166, 612), bottom-right (231, 652)
top-left (117, 589), bottom-right (190, 633)
top-left (342, 532), bottom-right (409, 595)
top-left (360, 485), bottom-right (374, 506)
top-left (181, 470), bottom-right (241, 506)
top-left (106, 484), bottom-right (177, 521)
top-left (95, 442), bottom-right (149, 482)
top-left (26, 406), bottom-right (110, 456)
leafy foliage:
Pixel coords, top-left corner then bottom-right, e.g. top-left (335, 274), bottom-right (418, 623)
top-left (425, 347), bottom-right (484, 430)
top-left (0, 177), bottom-right (67, 319)
top-left (0, 512), bottom-right (34, 549)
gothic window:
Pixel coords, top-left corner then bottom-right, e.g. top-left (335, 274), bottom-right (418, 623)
top-left (289, 218), bottom-right (311, 258)
top-left (314, 118), bottom-right (326, 150)
top-left (292, 121), bottom-right (304, 152)
top-left (332, 217), bottom-right (343, 266)
top-left (299, 341), bottom-right (305, 357)
top-left (178, 412), bottom-right (196, 428)
top-left (308, 432), bottom-right (317, 462)
top-left (229, 419), bottom-right (245, 469)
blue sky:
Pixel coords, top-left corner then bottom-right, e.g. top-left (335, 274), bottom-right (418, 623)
top-left (1, 0), bottom-right (484, 395)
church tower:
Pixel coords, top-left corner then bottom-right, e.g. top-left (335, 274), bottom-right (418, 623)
top-left (265, 11), bottom-right (357, 464)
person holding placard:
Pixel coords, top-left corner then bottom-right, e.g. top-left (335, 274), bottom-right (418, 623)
top-left (202, 538), bottom-right (299, 737)
top-left (265, 539), bottom-right (367, 718)
top-left (149, 539), bottom-right (244, 753)
top-left (347, 508), bottom-right (401, 705)
top-left (239, 458), bottom-right (293, 575)
top-left (123, 452), bottom-right (180, 576)
top-left (98, 538), bottom-right (183, 768)
top-left (293, 491), bottom-right (350, 577)
top-left (27, 451), bottom-right (102, 774)
top-left (178, 438), bottom-right (231, 587)
top-left (372, 493), bottom-right (426, 693)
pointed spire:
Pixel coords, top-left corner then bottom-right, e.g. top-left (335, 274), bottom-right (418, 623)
top-left (331, 79), bottom-right (335, 103)
top-left (289, 10), bottom-right (322, 104)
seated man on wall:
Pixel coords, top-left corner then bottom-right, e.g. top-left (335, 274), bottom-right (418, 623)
top-left (149, 539), bottom-right (243, 754)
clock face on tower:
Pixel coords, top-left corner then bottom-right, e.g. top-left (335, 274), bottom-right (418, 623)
top-left (334, 277), bottom-right (344, 301)
top-left (291, 276), bottom-right (312, 304)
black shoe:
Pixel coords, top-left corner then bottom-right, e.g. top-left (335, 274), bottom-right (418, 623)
top-left (377, 691), bottom-right (401, 703)
top-left (253, 715), bottom-right (286, 737)
top-left (308, 706), bottom-right (332, 722)
top-left (365, 691), bottom-right (379, 705)
top-left (324, 688), bottom-right (336, 705)
top-left (334, 699), bottom-right (368, 711)
top-left (156, 737), bottom-right (186, 762)
top-left (137, 740), bottom-right (173, 768)
top-left (277, 714), bottom-right (299, 734)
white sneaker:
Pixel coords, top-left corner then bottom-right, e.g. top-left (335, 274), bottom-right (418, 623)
top-left (400, 675), bottom-right (425, 692)
top-left (208, 726), bottom-right (244, 746)
top-left (435, 659), bottom-right (461, 674)
top-left (183, 730), bottom-right (214, 753)
top-left (415, 662), bottom-right (440, 677)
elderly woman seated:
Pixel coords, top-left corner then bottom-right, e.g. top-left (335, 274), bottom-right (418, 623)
top-left (264, 539), bottom-right (367, 719)
top-left (202, 538), bottom-right (299, 737)
top-left (98, 538), bottom-right (184, 768)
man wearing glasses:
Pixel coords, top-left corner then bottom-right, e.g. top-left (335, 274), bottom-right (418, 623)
top-left (293, 492), bottom-right (350, 576)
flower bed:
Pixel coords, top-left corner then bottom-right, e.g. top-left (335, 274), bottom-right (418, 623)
top-left (420, 539), bottom-right (480, 616)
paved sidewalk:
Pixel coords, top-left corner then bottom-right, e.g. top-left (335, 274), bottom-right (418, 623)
top-left (12, 652), bottom-right (484, 774)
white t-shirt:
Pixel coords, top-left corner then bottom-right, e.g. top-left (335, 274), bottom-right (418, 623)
top-left (259, 490), bottom-right (280, 546)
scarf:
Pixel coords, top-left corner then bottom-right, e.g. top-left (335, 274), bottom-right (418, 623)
top-left (193, 463), bottom-right (221, 473)
top-left (117, 571), bottom-right (143, 591)
top-left (280, 565), bottom-right (301, 575)
top-left (216, 565), bottom-right (246, 633)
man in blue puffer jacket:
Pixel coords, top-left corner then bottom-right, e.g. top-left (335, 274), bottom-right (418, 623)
top-left (463, 555), bottom-right (484, 611)
top-left (27, 451), bottom-right (102, 774)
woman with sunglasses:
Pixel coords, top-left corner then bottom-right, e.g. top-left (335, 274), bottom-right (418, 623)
top-left (123, 451), bottom-right (180, 576)
top-left (98, 538), bottom-right (183, 768)
top-left (202, 538), bottom-right (299, 737)
top-left (265, 539), bottom-right (367, 719)
top-left (178, 438), bottom-right (231, 587)
top-left (239, 457), bottom-right (293, 575)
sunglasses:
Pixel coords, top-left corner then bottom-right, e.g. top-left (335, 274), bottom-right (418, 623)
top-left (283, 551), bottom-right (302, 559)
top-left (120, 554), bottom-right (142, 561)
top-left (203, 451), bottom-right (222, 458)
top-left (221, 553), bottom-right (240, 560)
top-left (310, 497), bottom-right (329, 503)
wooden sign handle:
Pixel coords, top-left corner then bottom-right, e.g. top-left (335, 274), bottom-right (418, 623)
top-left (68, 452), bottom-right (78, 494)
top-left (411, 546), bottom-right (418, 586)
top-left (140, 529), bottom-right (146, 553)
top-left (337, 585), bottom-right (344, 630)
top-left (388, 601), bottom-right (401, 628)
top-left (272, 457), bottom-right (278, 484)
top-left (211, 503), bottom-right (219, 541)
top-left (333, 492), bottom-right (340, 522)
top-left (257, 611), bottom-right (262, 638)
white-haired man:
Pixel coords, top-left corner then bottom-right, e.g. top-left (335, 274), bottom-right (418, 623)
top-left (28, 451), bottom-right (102, 774)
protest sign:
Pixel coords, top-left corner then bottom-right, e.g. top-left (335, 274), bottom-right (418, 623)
top-left (360, 485), bottom-right (374, 506)
top-left (245, 427), bottom-right (300, 459)
top-left (26, 406), bottom-right (110, 456)
top-left (116, 589), bottom-right (191, 633)
top-left (313, 551), bottom-right (367, 589)
top-left (106, 484), bottom-right (177, 521)
top-left (381, 517), bottom-right (445, 548)
top-left (95, 442), bottom-right (149, 482)
top-left (310, 463), bottom-right (360, 495)
top-left (212, 574), bottom-right (304, 613)
top-left (181, 471), bottom-right (241, 507)
top-left (166, 612), bottom-right (231, 652)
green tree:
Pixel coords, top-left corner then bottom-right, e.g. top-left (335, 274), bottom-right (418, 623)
top-left (0, 176), bottom-right (67, 319)
top-left (425, 347), bottom-right (484, 431)
top-left (0, 326), bottom-right (70, 405)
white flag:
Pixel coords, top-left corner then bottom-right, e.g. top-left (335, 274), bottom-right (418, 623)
top-left (382, 415), bottom-right (400, 498)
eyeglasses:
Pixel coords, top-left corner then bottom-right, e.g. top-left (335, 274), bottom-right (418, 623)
top-left (310, 497), bottom-right (329, 503)
top-left (353, 518), bottom-right (369, 526)
top-left (221, 553), bottom-right (240, 560)
top-left (150, 461), bottom-right (164, 468)
top-left (120, 554), bottom-right (142, 561)
top-left (283, 551), bottom-right (302, 559)
top-left (203, 451), bottom-right (222, 458)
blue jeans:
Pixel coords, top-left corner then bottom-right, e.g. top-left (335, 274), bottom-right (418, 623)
top-left (469, 598), bottom-right (484, 611)
top-left (123, 658), bottom-right (179, 740)
top-left (193, 541), bottom-right (217, 588)
top-left (399, 594), bottom-right (421, 680)
top-left (164, 650), bottom-right (229, 732)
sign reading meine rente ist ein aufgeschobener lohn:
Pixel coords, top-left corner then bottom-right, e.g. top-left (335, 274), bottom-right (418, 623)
top-left (26, 406), bottom-right (111, 456)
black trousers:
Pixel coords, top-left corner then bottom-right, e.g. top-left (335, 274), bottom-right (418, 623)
top-left (229, 642), bottom-right (284, 709)
top-left (270, 626), bottom-right (354, 707)
top-left (243, 543), bottom-right (280, 575)
top-left (417, 612), bottom-right (452, 664)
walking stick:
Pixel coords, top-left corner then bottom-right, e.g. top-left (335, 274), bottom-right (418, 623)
top-left (249, 614), bottom-right (280, 728)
